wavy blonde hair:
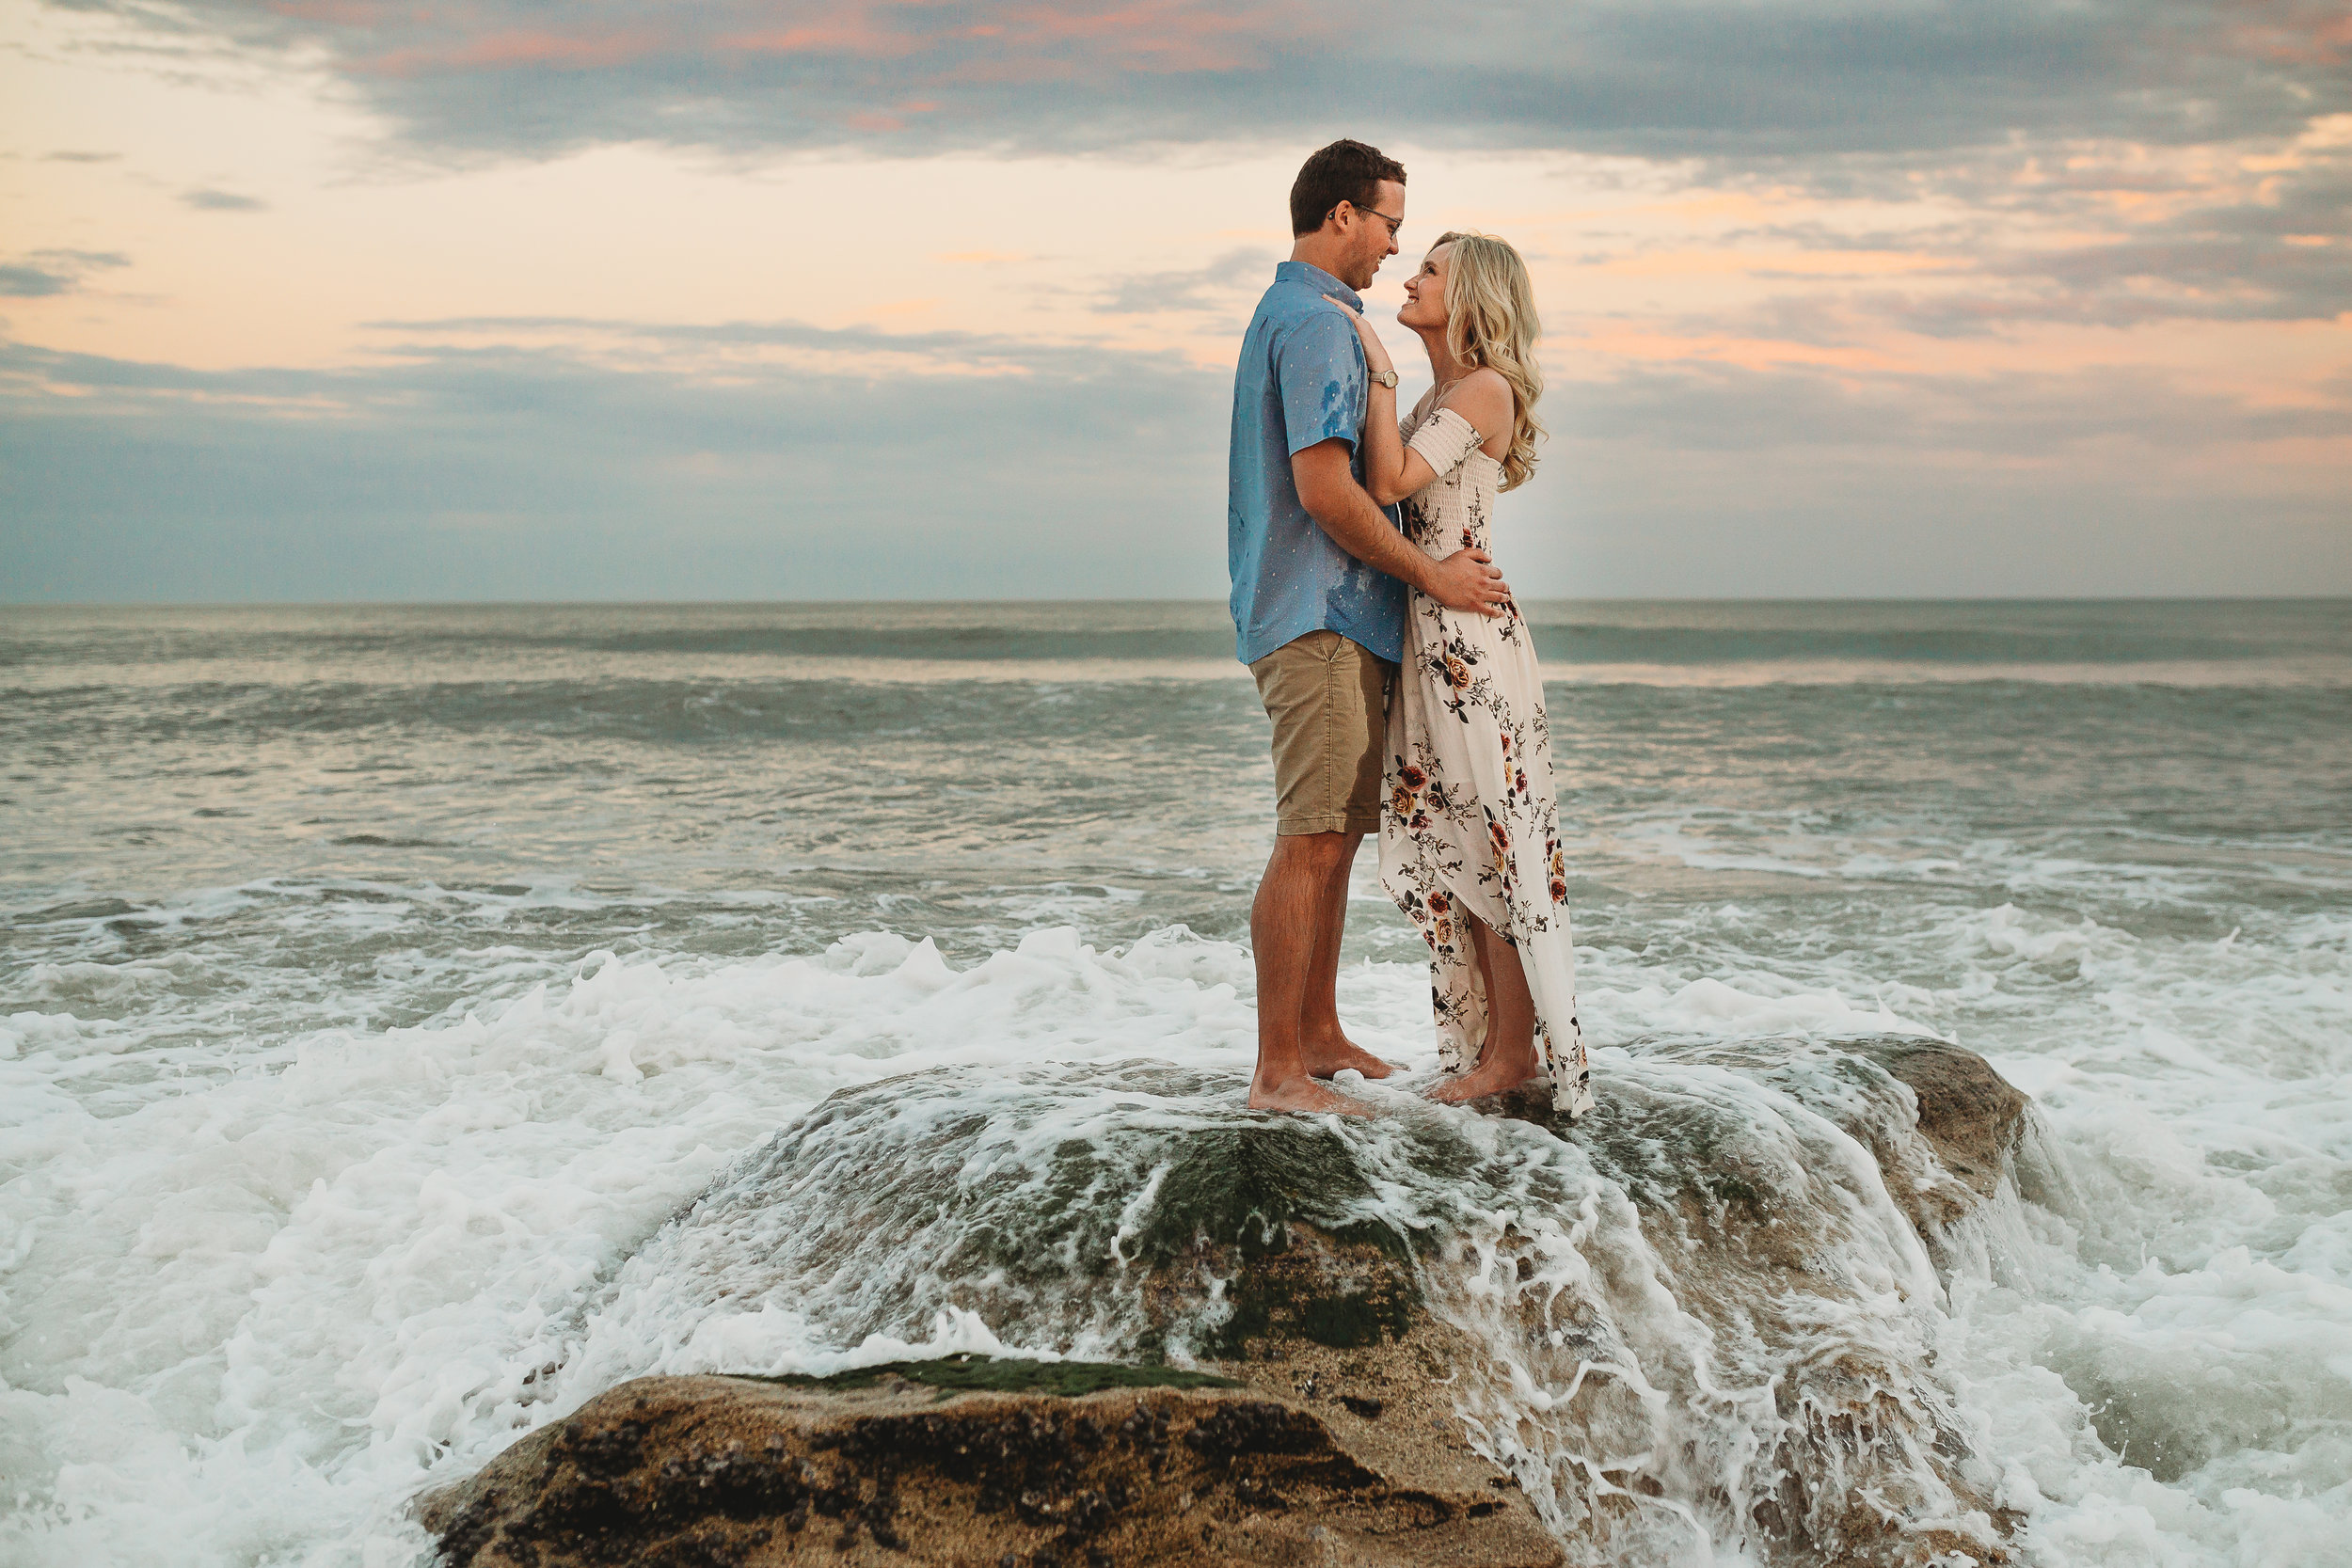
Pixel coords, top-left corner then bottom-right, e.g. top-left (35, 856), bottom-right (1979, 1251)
top-left (1433, 230), bottom-right (1545, 491)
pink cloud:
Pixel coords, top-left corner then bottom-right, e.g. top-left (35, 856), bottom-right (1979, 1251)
top-left (358, 27), bottom-right (669, 76)
top-left (341, 1), bottom-right (1303, 84)
top-left (717, 15), bottom-right (921, 58)
top-left (983, 1), bottom-right (1293, 72)
top-left (2225, 3), bottom-right (2352, 65)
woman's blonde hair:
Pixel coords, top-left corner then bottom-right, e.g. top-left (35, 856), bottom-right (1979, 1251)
top-left (1433, 230), bottom-right (1544, 491)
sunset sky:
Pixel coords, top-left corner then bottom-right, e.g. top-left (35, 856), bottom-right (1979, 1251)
top-left (3, 0), bottom-right (2346, 600)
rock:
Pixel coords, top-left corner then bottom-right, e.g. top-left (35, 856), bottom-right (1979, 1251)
top-left (1597, 1034), bottom-right (2039, 1272)
top-left (420, 1358), bottom-right (1564, 1567)
top-left (424, 1037), bottom-right (2042, 1567)
top-left (1858, 1037), bottom-right (2031, 1199)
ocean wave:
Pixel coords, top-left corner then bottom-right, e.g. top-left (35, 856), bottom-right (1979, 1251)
top-left (3, 925), bottom-right (2344, 1565)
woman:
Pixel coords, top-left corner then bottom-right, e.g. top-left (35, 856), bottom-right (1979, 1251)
top-left (1326, 232), bottom-right (1595, 1117)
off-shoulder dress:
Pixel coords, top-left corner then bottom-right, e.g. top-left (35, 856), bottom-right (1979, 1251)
top-left (1377, 398), bottom-right (1596, 1117)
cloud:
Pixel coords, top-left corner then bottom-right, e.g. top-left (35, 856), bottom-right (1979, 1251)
top-left (0, 248), bottom-right (131, 297)
top-left (4, 314), bottom-right (2344, 602)
top-left (1622, 125), bottom-right (2352, 341)
top-left (1564, 357), bottom-right (2351, 456)
top-left (1094, 247), bottom-right (1273, 317)
top-left (29, 2), bottom-right (2341, 345)
top-left (357, 314), bottom-right (1130, 379)
top-left (42, 150), bottom-right (120, 162)
top-left (70, 0), bottom-right (2349, 167)
top-left (1960, 160), bottom-right (2352, 328)
top-left (181, 187), bottom-right (268, 210)
top-left (0, 321), bottom-right (1232, 601)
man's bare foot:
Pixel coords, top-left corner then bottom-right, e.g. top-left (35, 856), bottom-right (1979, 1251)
top-left (1301, 1035), bottom-right (1399, 1081)
top-left (1248, 1074), bottom-right (1375, 1116)
top-left (1425, 1058), bottom-right (1548, 1105)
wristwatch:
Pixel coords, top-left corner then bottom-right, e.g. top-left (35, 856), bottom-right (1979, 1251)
top-left (1370, 369), bottom-right (1398, 388)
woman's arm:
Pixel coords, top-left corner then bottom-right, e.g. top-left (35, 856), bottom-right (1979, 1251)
top-left (1322, 296), bottom-right (1429, 505)
top-left (1441, 372), bottom-right (1515, 464)
top-left (1291, 440), bottom-right (1511, 617)
top-left (1324, 304), bottom-right (1516, 511)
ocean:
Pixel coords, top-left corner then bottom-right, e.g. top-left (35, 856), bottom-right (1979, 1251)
top-left (2, 598), bottom-right (2346, 1565)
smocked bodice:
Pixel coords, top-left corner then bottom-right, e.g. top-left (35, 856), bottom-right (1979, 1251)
top-left (1397, 402), bottom-right (1502, 560)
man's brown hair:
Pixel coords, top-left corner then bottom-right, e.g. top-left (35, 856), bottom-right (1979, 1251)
top-left (1289, 139), bottom-right (1407, 238)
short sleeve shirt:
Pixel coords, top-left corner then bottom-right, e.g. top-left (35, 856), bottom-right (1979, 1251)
top-left (1227, 261), bottom-right (1407, 667)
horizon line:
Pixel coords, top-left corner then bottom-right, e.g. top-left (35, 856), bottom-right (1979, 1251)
top-left (8, 594), bottom-right (2351, 611)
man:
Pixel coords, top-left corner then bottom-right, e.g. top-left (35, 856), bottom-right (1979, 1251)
top-left (1229, 138), bottom-right (1512, 1114)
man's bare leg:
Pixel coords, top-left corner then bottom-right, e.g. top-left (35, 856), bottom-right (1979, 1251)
top-left (1249, 832), bottom-right (1373, 1115)
top-left (1296, 832), bottom-right (1398, 1080)
top-left (1427, 911), bottom-right (1549, 1103)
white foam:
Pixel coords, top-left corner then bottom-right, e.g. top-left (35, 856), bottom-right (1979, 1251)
top-left (3, 911), bottom-right (2346, 1566)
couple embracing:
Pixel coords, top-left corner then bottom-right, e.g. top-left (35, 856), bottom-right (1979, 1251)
top-left (1231, 138), bottom-right (1596, 1123)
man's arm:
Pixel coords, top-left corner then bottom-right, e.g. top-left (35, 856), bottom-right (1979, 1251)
top-left (1291, 439), bottom-right (1510, 617)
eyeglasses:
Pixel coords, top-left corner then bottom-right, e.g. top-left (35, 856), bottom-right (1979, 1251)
top-left (1329, 202), bottom-right (1404, 239)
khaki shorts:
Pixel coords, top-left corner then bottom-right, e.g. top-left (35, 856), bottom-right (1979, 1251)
top-left (1248, 629), bottom-right (1394, 837)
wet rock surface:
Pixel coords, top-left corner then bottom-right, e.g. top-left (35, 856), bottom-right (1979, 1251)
top-left (1859, 1037), bottom-right (2032, 1200)
top-left (424, 1036), bottom-right (2040, 1566)
top-left (420, 1360), bottom-right (1562, 1567)
top-left (1503, 1034), bottom-right (2039, 1267)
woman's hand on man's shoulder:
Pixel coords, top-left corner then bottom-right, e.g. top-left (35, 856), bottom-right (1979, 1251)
top-left (1320, 293), bottom-right (1394, 375)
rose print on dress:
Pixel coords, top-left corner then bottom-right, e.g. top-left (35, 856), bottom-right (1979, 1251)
top-left (1378, 402), bottom-right (1595, 1117)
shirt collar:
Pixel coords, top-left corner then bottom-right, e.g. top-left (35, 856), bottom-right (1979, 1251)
top-left (1277, 260), bottom-right (1359, 311)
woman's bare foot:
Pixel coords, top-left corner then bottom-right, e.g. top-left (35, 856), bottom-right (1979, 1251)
top-left (1301, 1034), bottom-right (1398, 1081)
top-left (1248, 1073), bottom-right (1375, 1116)
top-left (1424, 1056), bottom-right (1548, 1104)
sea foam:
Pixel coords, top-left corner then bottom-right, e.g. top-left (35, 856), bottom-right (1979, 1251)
top-left (5, 920), bottom-right (2344, 1566)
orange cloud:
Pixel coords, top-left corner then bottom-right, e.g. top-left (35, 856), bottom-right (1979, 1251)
top-left (2228, 7), bottom-right (2352, 65)
top-left (1596, 250), bottom-right (1960, 281)
top-left (699, 1), bottom-right (1293, 76)
top-left (1575, 325), bottom-right (1908, 374)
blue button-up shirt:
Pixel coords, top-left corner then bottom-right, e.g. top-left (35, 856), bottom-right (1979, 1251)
top-left (1227, 261), bottom-right (1407, 667)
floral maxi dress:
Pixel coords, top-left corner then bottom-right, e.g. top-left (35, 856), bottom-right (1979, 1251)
top-left (1378, 402), bottom-right (1596, 1117)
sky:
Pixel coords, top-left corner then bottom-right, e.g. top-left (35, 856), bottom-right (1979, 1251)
top-left (2, 0), bottom-right (2347, 602)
